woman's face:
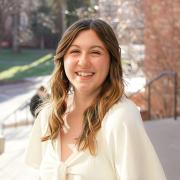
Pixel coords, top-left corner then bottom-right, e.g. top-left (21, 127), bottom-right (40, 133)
top-left (63, 29), bottom-right (110, 96)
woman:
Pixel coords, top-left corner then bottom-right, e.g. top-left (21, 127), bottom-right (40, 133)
top-left (25, 19), bottom-right (166, 180)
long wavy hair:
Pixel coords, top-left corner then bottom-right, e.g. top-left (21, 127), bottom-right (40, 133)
top-left (42, 19), bottom-right (124, 155)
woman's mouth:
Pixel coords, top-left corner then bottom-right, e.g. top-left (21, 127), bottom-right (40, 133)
top-left (76, 72), bottom-right (95, 77)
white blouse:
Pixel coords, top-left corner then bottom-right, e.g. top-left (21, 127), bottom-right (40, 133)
top-left (25, 98), bottom-right (166, 180)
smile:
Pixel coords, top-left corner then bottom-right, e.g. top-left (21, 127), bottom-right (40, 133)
top-left (76, 72), bottom-right (95, 77)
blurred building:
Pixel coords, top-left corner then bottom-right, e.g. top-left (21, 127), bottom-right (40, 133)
top-left (0, 0), bottom-right (64, 49)
top-left (98, 0), bottom-right (180, 119)
top-left (99, 0), bottom-right (144, 44)
top-left (143, 0), bottom-right (180, 118)
top-left (98, 0), bottom-right (144, 76)
top-left (1, 0), bottom-right (37, 48)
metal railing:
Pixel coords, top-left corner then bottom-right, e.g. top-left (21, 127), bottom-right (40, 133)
top-left (0, 98), bottom-right (32, 154)
top-left (129, 71), bottom-right (178, 120)
top-left (0, 100), bottom-right (31, 133)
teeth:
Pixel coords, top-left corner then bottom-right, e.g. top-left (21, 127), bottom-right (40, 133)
top-left (77, 72), bottom-right (94, 76)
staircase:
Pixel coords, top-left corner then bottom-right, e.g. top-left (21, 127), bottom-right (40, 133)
top-left (129, 71), bottom-right (178, 121)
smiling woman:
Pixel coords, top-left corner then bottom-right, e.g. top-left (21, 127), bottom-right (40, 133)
top-left (63, 30), bottom-right (110, 96)
top-left (25, 19), bottom-right (167, 180)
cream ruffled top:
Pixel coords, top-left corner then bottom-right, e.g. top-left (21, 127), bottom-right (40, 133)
top-left (24, 97), bottom-right (166, 180)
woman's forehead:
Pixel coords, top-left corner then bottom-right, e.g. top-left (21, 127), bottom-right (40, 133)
top-left (70, 30), bottom-right (107, 49)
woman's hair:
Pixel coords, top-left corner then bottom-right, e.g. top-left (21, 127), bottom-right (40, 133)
top-left (42, 19), bottom-right (124, 155)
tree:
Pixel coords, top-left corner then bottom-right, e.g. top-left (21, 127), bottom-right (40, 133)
top-left (65, 0), bottom-right (98, 27)
top-left (98, 0), bottom-right (144, 75)
top-left (0, 0), bottom-right (22, 52)
top-left (52, 0), bottom-right (66, 37)
top-left (31, 0), bottom-right (56, 49)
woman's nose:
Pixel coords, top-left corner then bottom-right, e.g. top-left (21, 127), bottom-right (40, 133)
top-left (77, 53), bottom-right (90, 67)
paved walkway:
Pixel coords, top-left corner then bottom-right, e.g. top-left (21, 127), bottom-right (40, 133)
top-left (145, 118), bottom-right (180, 180)
top-left (0, 77), bottom-right (180, 180)
top-left (0, 126), bottom-right (39, 180)
top-left (0, 77), bottom-right (49, 180)
top-left (0, 76), bottom-right (50, 126)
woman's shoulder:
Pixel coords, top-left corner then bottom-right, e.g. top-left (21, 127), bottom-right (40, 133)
top-left (38, 102), bottom-right (52, 118)
top-left (102, 97), bottom-right (143, 129)
top-left (111, 97), bottom-right (140, 116)
top-left (36, 103), bottom-right (52, 133)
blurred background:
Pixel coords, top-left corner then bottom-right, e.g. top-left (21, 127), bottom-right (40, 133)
top-left (0, 0), bottom-right (180, 179)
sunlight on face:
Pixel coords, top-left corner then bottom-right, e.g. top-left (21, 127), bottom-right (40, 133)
top-left (64, 30), bottom-right (110, 96)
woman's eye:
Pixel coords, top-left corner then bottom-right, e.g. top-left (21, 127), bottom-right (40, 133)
top-left (91, 51), bottom-right (101, 55)
top-left (70, 50), bottom-right (80, 54)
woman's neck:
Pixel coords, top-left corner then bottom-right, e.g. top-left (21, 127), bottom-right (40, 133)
top-left (72, 91), bottom-right (98, 114)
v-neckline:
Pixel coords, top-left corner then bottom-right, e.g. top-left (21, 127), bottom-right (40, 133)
top-left (55, 133), bottom-right (79, 164)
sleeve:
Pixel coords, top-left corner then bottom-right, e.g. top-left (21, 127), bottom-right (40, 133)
top-left (104, 99), bottom-right (167, 180)
top-left (24, 107), bottom-right (48, 169)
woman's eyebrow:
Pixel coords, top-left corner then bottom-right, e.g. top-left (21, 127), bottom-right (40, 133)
top-left (90, 45), bottom-right (106, 51)
top-left (69, 44), bottom-right (80, 48)
top-left (70, 44), bottom-right (106, 51)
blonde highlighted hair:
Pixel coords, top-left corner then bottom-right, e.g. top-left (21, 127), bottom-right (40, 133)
top-left (42, 19), bottom-right (124, 155)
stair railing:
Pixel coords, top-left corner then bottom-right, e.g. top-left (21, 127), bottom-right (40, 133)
top-left (0, 100), bottom-right (31, 134)
top-left (129, 71), bottom-right (178, 120)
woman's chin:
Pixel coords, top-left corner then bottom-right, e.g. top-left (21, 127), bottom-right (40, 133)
top-left (75, 86), bottom-right (92, 93)
top-left (74, 85), bottom-right (101, 97)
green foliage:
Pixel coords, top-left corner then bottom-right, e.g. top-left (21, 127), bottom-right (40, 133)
top-left (0, 49), bottom-right (54, 81)
top-left (31, 0), bottom-right (56, 39)
top-left (66, 0), bottom-right (91, 26)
